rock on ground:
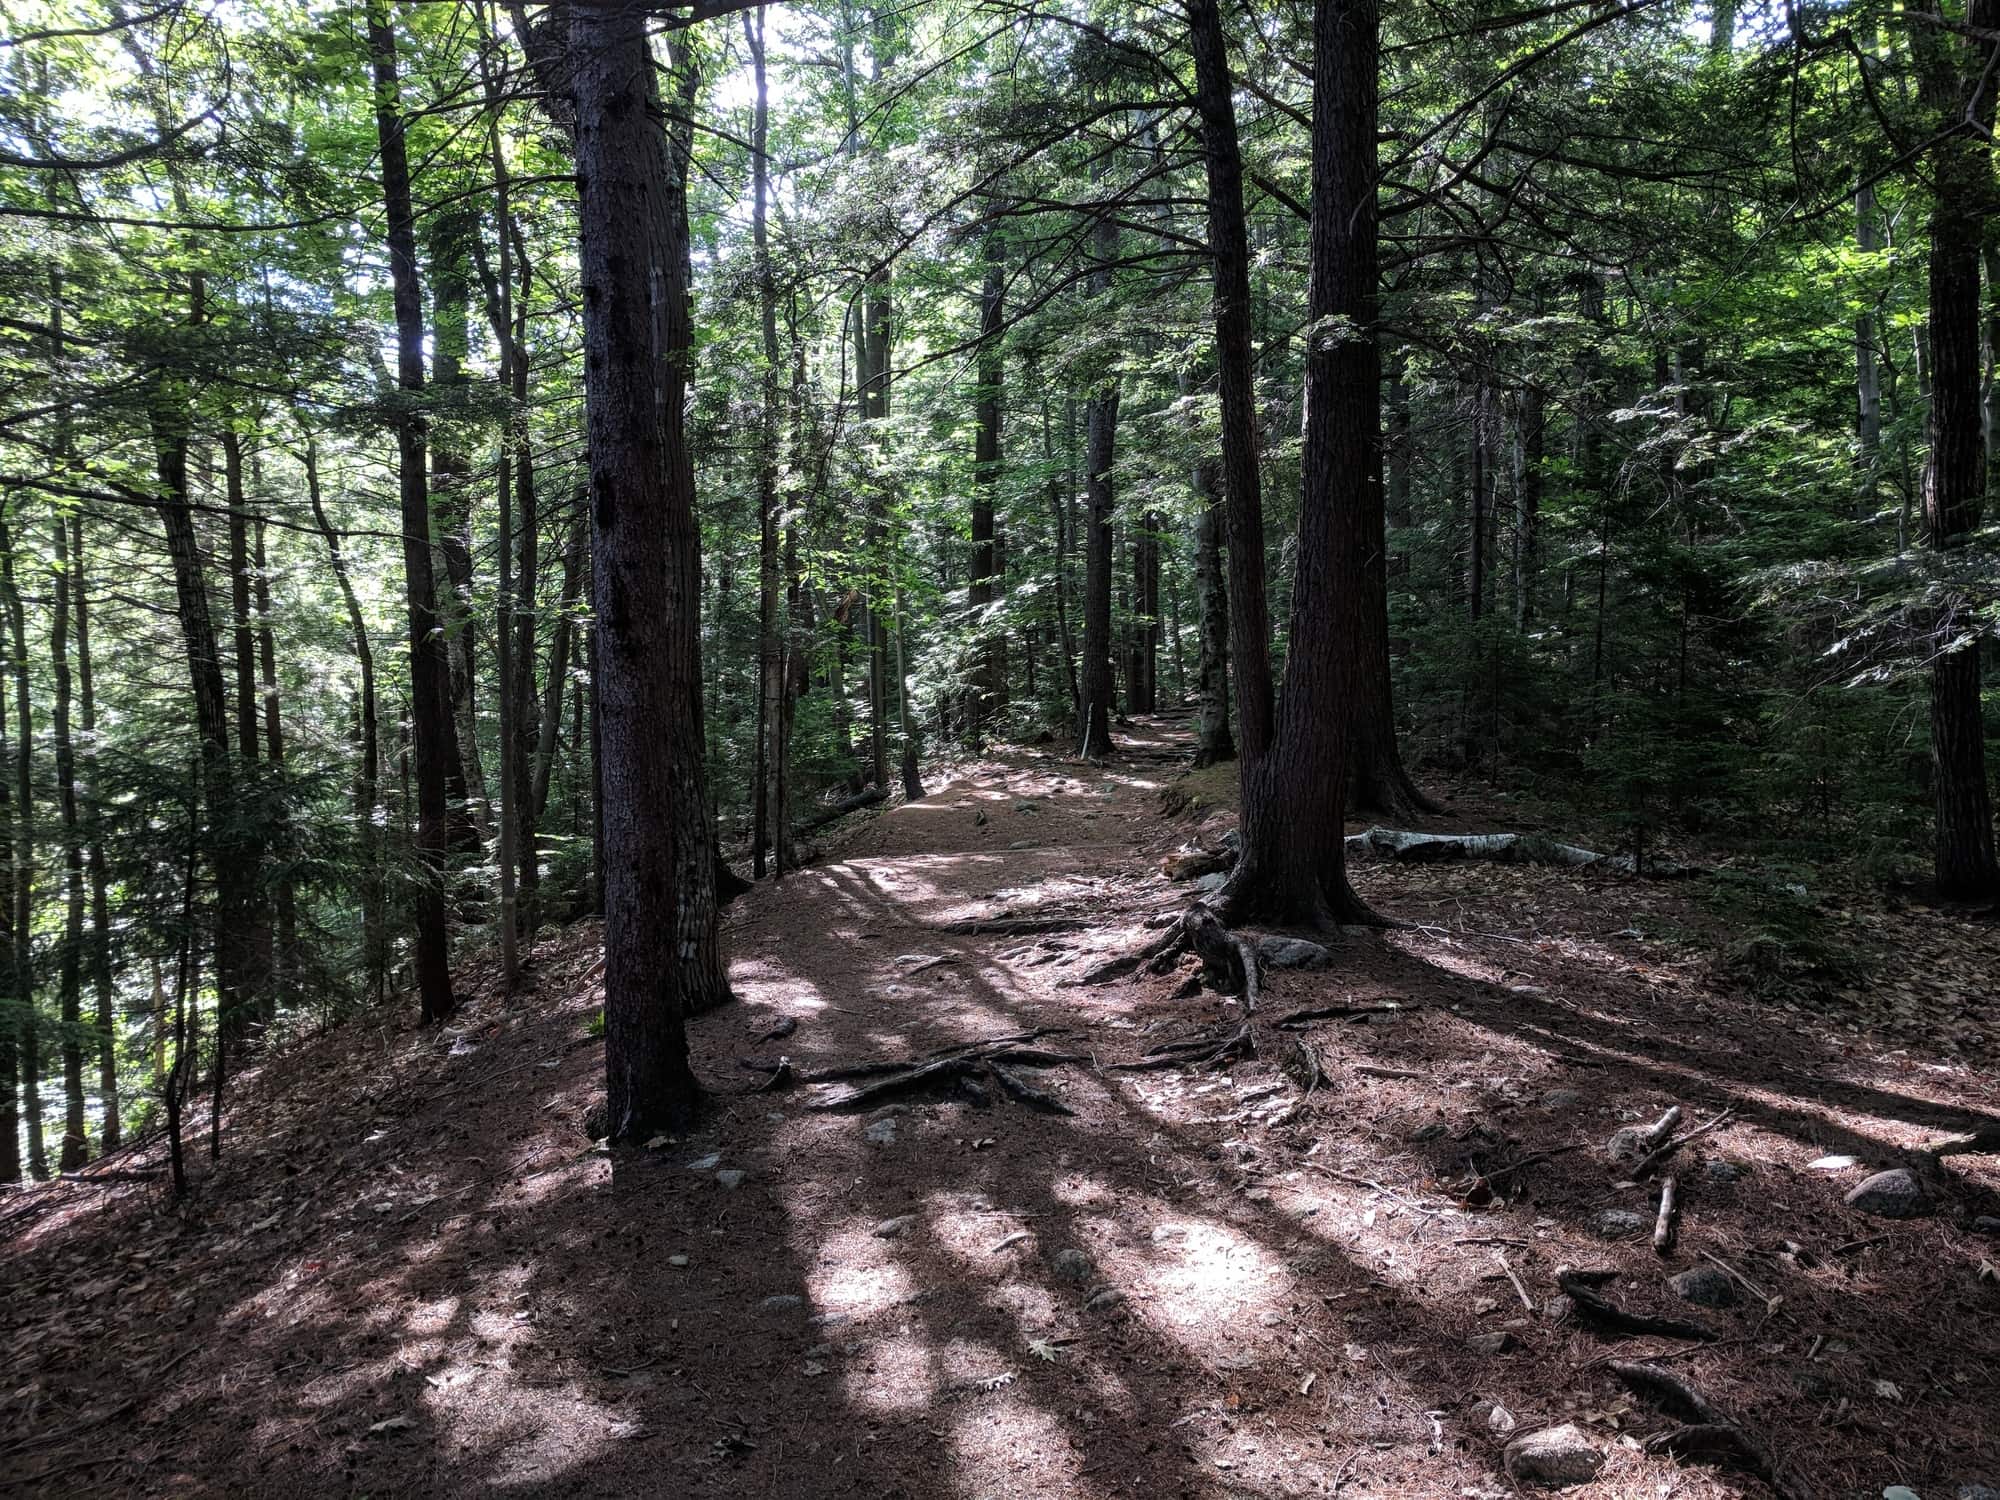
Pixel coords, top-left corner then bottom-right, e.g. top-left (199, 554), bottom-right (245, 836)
top-left (1669, 1265), bottom-right (1740, 1308)
top-left (1593, 1208), bottom-right (1650, 1239)
top-left (1844, 1167), bottom-right (1931, 1219)
top-left (1256, 935), bottom-right (1331, 970)
top-left (1504, 1423), bottom-right (1605, 1487)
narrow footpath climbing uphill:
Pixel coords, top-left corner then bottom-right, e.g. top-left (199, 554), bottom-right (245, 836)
top-left (4, 717), bottom-right (1999, 1499)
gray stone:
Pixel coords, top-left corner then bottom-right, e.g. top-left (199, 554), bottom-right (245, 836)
top-left (1541, 1089), bottom-right (1584, 1111)
top-left (1883, 1489), bottom-right (1922, 1500)
top-left (1256, 936), bottom-right (1331, 970)
top-left (1669, 1265), bottom-right (1740, 1308)
top-left (873, 1215), bottom-right (915, 1239)
top-left (1009, 839), bottom-right (1035, 850)
top-left (1014, 801), bottom-right (1039, 814)
top-left (1504, 1423), bottom-right (1604, 1487)
top-left (1703, 1159), bottom-right (1747, 1184)
top-left (1195, 871), bottom-right (1228, 895)
top-left (687, 1152), bottom-right (721, 1171)
top-left (1845, 1167), bottom-right (1931, 1219)
top-left (1084, 1286), bottom-right (1124, 1311)
top-left (1970, 1217), bottom-right (2000, 1236)
top-left (1593, 1208), bottom-right (1651, 1239)
top-left (759, 1294), bottom-right (805, 1314)
top-left (863, 1117), bottom-right (899, 1146)
top-left (1470, 1399), bottom-right (1517, 1435)
top-left (1956, 1485), bottom-right (2000, 1500)
top-left (714, 1168), bottom-right (747, 1190)
top-left (1605, 1126), bottom-right (1650, 1164)
top-left (1467, 1331), bottom-right (1517, 1355)
top-left (1051, 1248), bottom-right (1094, 1282)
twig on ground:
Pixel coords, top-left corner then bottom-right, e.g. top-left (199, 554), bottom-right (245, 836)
top-left (1495, 1250), bottom-right (1536, 1315)
top-left (1653, 1174), bottom-right (1679, 1254)
top-left (1634, 1107), bottom-right (1737, 1179)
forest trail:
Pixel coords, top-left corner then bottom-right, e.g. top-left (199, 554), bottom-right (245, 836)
top-left (5, 718), bottom-right (2000, 1499)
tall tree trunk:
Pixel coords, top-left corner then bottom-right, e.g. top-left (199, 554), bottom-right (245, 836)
top-left (1856, 185), bottom-right (1884, 513)
top-left (572, 1), bottom-right (718, 1135)
top-left (70, 517), bottom-right (116, 1150)
top-left (1187, 0), bottom-right (1276, 773)
top-left (1513, 388), bottom-right (1545, 628)
top-left (1220, 0), bottom-right (1377, 927)
top-left (50, 511), bottom-right (88, 1170)
top-left (429, 209), bottom-right (489, 839)
top-left (1080, 182), bottom-right (1120, 757)
top-left (1, 505), bottom-right (42, 1179)
top-left (303, 437), bottom-right (385, 1001)
top-left (969, 232), bottom-right (1004, 736)
top-left (1192, 459), bottom-right (1235, 766)
top-left (367, 0), bottom-right (456, 1022)
top-left (251, 513), bottom-right (298, 1010)
top-left (748, 8), bottom-right (787, 878)
top-left (223, 430), bottom-right (276, 1007)
top-left (1915, 0), bottom-right (2000, 899)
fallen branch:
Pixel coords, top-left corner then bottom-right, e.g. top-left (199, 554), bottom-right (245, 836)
top-left (1557, 1266), bottom-right (1715, 1341)
top-left (1926, 1125), bottom-right (2000, 1160)
top-left (1653, 1174), bottom-right (1679, 1254)
top-left (1495, 1251), bottom-right (1536, 1315)
top-left (1485, 1144), bottom-right (1580, 1186)
top-left (1634, 1108), bottom-right (1737, 1179)
top-left (1344, 825), bottom-right (1700, 878)
top-left (796, 785), bottom-right (886, 834)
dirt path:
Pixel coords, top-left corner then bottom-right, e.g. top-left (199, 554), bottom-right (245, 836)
top-left (4, 718), bottom-right (1999, 1498)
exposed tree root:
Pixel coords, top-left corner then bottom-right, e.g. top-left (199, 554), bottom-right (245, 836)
top-left (804, 1029), bottom-right (1084, 1110)
top-left (1608, 1362), bottom-right (1795, 1497)
top-left (1926, 1125), bottom-right (2000, 1160)
top-left (941, 915), bottom-right (1087, 935)
top-left (989, 1063), bottom-right (1073, 1114)
top-left (1275, 1002), bottom-right (1409, 1027)
top-left (1557, 1266), bottom-right (1716, 1341)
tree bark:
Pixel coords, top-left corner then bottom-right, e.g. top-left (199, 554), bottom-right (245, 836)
top-left (368, 0), bottom-right (456, 1021)
top-left (0, 505), bottom-right (41, 1178)
top-left (572, 2), bottom-right (722, 1135)
top-left (50, 510), bottom-right (88, 1170)
top-left (969, 231), bottom-right (1004, 736)
top-left (1220, 0), bottom-right (1378, 927)
top-left (1187, 0), bottom-right (1275, 768)
top-left (748, 7), bottom-right (782, 877)
top-left (1915, 0), bottom-right (2000, 899)
top-left (70, 517), bottom-right (116, 1150)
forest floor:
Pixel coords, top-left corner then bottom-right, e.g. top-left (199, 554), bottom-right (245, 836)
top-left (4, 715), bottom-right (1999, 1500)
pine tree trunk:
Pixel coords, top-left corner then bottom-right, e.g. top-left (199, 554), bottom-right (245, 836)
top-left (748, 8), bottom-right (780, 879)
top-left (1916, 0), bottom-right (2000, 899)
top-left (1187, 0), bottom-right (1275, 766)
top-left (368, 0), bottom-right (456, 1023)
top-left (69, 518), bottom-right (116, 1150)
top-left (251, 515), bottom-right (298, 1010)
top-left (572, 1), bottom-right (714, 1135)
top-left (1080, 189), bottom-right (1119, 757)
top-left (50, 511), bottom-right (89, 1170)
top-left (1221, 0), bottom-right (1378, 928)
top-left (969, 233), bottom-right (1004, 736)
top-left (304, 436), bottom-right (386, 1002)
top-left (223, 431), bottom-right (276, 1009)
top-left (3, 506), bottom-right (44, 1180)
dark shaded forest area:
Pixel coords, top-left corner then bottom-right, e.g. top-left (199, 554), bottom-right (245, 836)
top-left (1, 0), bottom-right (1997, 1496)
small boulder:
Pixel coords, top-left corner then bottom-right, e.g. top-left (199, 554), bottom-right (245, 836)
top-left (1541, 1089), bottom-right (1583, 1111)
top-left (863, 1117), bottom-right (899, 1147)
top-left (1257, 936), bottom-right (1331, 970)
top-left (759, 1294), bottom-right (805, 1314)
top-left (1470, 1399), bottom-right (1517, 1435)
top-left (687, 1152), bottom-right (721, 1172)
top-left (1084, 1286), bottom-right (1124, 1311)
top-left (1844, 1167), bottom-right (1931, 1219)
top-left (1957, 1485), bottom-right (2000, 1500)
top-left (1467, 1331), bottom-right (1517, 1355)
top-left (1669, 1265), bottom-right (1740, 1309)
top-left (872, 1216), bottom-right (915, 1239)
top-left (1051, 1248), bottom-right (1095, 1282)
top-left (1593, 1208), bottom-right (1650, 1239)
top-left (714, 1168), bottom-right (747, 1190)
top-left (1969, 1216), bottom-right (2000, 1236)
top-left (1883, 1489), bottom-right (1922, 1500)
top-left (1703, 1159), bottom-right (1747, 1184)
top-left (1504, 1423), bottom-right (1604, 1487)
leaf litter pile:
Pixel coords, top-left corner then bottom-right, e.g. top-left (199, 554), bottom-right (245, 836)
top-left (3, 717), bottom-right (1997, 1499)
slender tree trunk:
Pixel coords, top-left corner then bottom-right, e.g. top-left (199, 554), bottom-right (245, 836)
top-left (50, 512), bottom-right (88, 1170)
top-left (303, 437), bottom-right (385, 1001)
top-left (1187, 0), bottom-right (1276, 772)
top-left (1513, 387), bottom-right (1545, 628)
top-left (0, 551), bottom-right (12, 1183)
top-left (1220, 0), bottom-right (1377, 927)
top-left (249, 514), bottom-right (297, 1011)
top-left (969, 232), bottom-right (1004, 736)
top-left (369, 0), bottom-right (456, 1021)
top-left (223, 431), bottom-right (277, 1012)
top-left (3, 503), bottom-right (46, 1180)
top-left (748, 8), bottom-right (784, 878)
top-left (68, 518), bottom-right (116, 1150)
top-left (1080, 180), bottom-right (1120, 757)
top-left (572, 1), bottom-right (718, 1134)
top-left (1857, 186), bottom-right (1884, 513)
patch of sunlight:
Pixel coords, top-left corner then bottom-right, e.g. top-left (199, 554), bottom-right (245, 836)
top-left (840, 1329), bottom-right (937, 1415)
top-left (943, 1385), bottom-right (1098, 1496)
top-left (1140, 1216), bottom-right (1288, 1334)
top-left (403, 1293), bottom-right (463, 1336)
top-left (806, 1234), bottom-right (917, 1323)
